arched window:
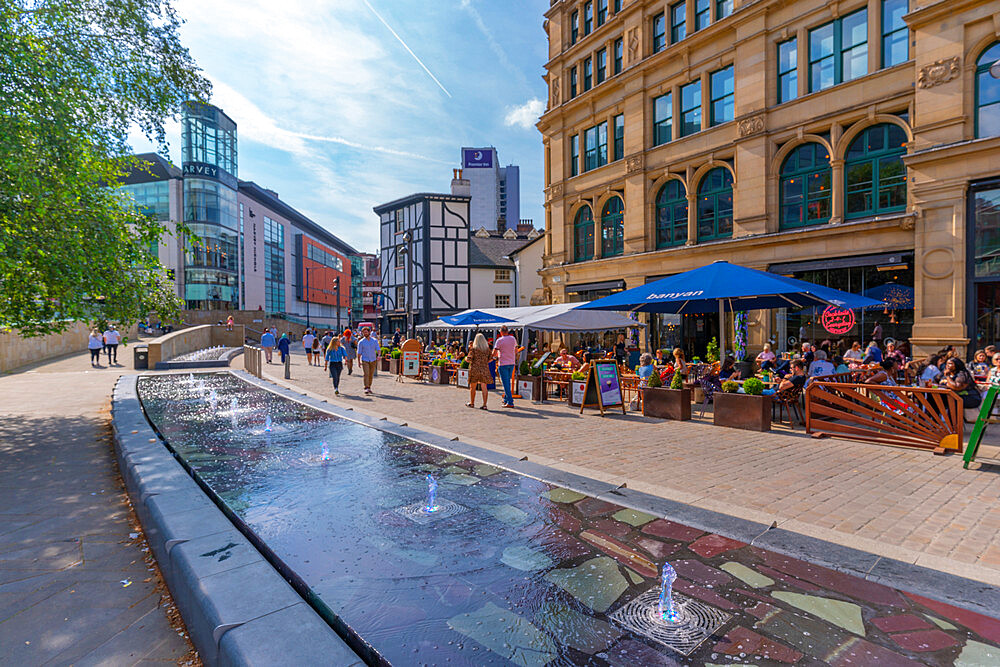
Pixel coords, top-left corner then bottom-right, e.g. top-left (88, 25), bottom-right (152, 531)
top-left (844, 123), bottom-right (907, 219)
top-left (573, 206), bottom-right (594, 262)
top-left (656, 181), bottom-right (688, 248)
top-left (780, 143), bottom-right (832, 229)
top-left (976, 42), bottom-right (1000, 138)
top-left (696, 167), bottom-right (733, 241)
top-left (601, 197), bottom-right (625, 257)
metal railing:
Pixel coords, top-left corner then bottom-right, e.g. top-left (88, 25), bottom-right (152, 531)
top-left (243, 345), bottom-right (263, 378)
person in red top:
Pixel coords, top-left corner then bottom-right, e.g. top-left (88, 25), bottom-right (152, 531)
top-left (492, 326), bottom-right (518, 408)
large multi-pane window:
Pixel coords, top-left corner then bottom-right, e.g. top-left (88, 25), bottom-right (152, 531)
top-left (596, 48), bottom-right (607, 85)
top-left (597, 0), bottom-right (608, 27)
top-left (780, 143), bottom-right (832, 229)
top-left (976, 43), bottom-right (1000, 138)
top-left (613, 114), bottom-right (625, 161)
top-left (571, 10), bottom-right (579, 44)
top-left (697, 168), bottom-right (733, 241)
top-left (601, 197), bottom-right (625, 257)
top-left (652, 13), bottom-right (666, 53)
top-left (881, 0), bottom-right (908, 68)
top-left (584, 2), bottom-right (593, 35)
top-left (613, 0), bottom-right (621, 12)
top-left (263, 216), bottom-right (285, 313)
top-left (656, 181), bottom-right (688, 248)
top-left (570, 67), bottom-right (578, 98)
top-left (570, 134), bottom-right (580, 177)
top-left (184, 179), bottom-right (238, 230)
top-left (694, 0), bottom-right (710, 31)
top-left (614, 38), bottom-right (623, 74)
top-left (710, 66), bottom-right (734, 126)
top-left (583, 58), bottom-right (593, 91)
top-left (120, 181), bottom-right (170, 220)
top-left (653, 93), bottom-right (673, 145)
top-left (777, 39), bottom-right (798, 103)
top-left (671, 2), bottom-right (687, 43)
top-left (306, 243), bottom-right (343, 271)
top-left (584, 122), bottom-right (608, 171)
top-left (845, 123), bottom-right (907, 219)
top-left (680, 81), bottom-right (702, 137)
top-left (182, 105), bottom-right (237, 177)
top-left (717, 0), bottom-right (733, 19)
top-left (809, 9), bottom-right (868, 93)
top-left (574, 206), bottom-right (595, 261)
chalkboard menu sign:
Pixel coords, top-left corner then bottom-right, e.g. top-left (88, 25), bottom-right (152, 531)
top-left (579, 360), bottom-right (625, 415)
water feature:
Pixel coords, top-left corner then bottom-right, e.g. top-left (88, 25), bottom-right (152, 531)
top-left (424, 474), bottom-right (439, 513)
top-left (658, 562), bottom-right (678, 623)
top-left (173, 345), bottom-right (238, 363)
top-left (137, 373), bottom-right (1000, 666)
top-left (264, 414), bottom-right (271, 432)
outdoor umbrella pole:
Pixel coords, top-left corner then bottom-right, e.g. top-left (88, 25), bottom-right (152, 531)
top-left (718, 299), bottom-right (726, 362)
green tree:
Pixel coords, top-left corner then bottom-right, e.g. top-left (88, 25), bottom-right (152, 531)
top-left (0, 0), bottom-right (210, 335)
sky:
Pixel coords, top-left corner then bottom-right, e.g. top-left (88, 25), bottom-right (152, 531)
top-left (131, 0), bottom-right (551, 255)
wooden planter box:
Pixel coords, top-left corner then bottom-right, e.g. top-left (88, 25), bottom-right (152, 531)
top-left (380, 357), bottom-right (390, 372)
top-left (713, 392), bottom-right (772, 431)
top-left (642, 387), bottom-right (691, 420)
top-left (428, 365), bottom-right (451, 384)
top-left (517, 374), bottom-right (543, 402)
top-left (387, 358), bottom-right (401, 375)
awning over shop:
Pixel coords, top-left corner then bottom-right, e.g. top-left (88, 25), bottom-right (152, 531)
top-left (416, 302), bottom-right (644, 332)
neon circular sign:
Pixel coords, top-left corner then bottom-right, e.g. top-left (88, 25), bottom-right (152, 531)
top-left (820, 306), bottom-right (856, 335)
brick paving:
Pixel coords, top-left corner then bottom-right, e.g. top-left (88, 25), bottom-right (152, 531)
top-left (263, 351), bottom-right (1000, 584)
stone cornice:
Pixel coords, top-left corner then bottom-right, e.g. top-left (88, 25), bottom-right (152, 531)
top-left (903, 0), bottom-right (986, 28)
top-left (905, 135), bottom-right (1000, 166)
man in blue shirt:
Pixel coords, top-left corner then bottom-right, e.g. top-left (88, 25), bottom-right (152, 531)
top-left (260, 329), bottom-right (276, 363)
top-left (357, 327), bottom-right (381, 395)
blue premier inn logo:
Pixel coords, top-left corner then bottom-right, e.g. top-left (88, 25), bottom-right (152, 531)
top-left (646, 290), bottom-right (705, 299)
top-left (463, 148), bottom-right (493, 169)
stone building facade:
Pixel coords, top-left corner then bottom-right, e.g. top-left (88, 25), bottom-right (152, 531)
top-left (538, 0), bottom-right (1000, 357)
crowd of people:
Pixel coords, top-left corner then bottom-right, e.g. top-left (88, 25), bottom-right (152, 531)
top-left (260, 325), bottom-right (381, 396)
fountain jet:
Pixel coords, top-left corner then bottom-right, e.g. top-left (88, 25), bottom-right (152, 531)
top-left (659, 562), bottom-right (678, 623)
top-left (423, 474), bottom-right (439, 513)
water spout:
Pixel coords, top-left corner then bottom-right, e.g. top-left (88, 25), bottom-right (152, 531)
top-left (230, 398), bottom-right (239, 426)
top-left (264, 415), bottom-right (272, 432)
top-left (659, 562), bottom-right (678, 623)
top-left (208, 389), bottom-right (217, 408)
top-left (423, 474), bottom-right (439, 513)
top-left (321, 442), bottom-right (330, 461)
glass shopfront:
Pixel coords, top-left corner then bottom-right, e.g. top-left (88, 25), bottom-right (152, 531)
top-left (970, 179), bottom-right (1000, 350)
top-left (769, 253), bottom-right (914, 355)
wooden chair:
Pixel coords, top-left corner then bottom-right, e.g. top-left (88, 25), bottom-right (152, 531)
top-left (772, 385), bottom-right (804, 425)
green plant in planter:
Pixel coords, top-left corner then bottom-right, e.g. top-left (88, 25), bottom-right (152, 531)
top-left (379, 347), bottom-right (390, 356)
top-left (670, 372), bottom-right (683, 390)
top-left (571, 370), bottom-right (586, 381)
top-left (390, 349), bottom-right (402, 359)
top-left (647, 371), bottom-right (663, 388)
top-left (459, 358), bottom-right (470, 369)
top-left (519, 360), bottom-right (531, 376)
top-left (692, 356), bottom-right (702, 363)
top-left (705, 337), bottom-right (719, 363)
top-left (721, 380), bottom-right (740, 393)
top-left (530, 364), bottom-right (543, 377)
top-left (742, 377), bottom-right (765, 395)
top-left (432, 358), bottom-right (446, 367)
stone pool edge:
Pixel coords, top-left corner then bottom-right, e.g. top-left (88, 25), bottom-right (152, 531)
top-left (231, 369), bottom-right (1000, 621)
top-left (111, 374), bottom-right (365, 666)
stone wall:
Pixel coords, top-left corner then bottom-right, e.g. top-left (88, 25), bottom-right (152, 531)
top-left (146, 325), bottom-right (246, 368)
top-left (175, 310), bottom-right (315, 340)
top-left (0, 321), bottom-right (139, 374)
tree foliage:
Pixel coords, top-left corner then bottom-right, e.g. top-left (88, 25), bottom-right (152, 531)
top-left (0, 0), bottom-right (210, 335)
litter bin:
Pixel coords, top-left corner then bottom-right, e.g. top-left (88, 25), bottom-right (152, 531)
top-left (134, 345), bottom-right (149, 370)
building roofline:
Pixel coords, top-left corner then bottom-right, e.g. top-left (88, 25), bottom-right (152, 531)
top-left (238, 180), bottom-right (358, 256)
top-left (122, 152), bottom-right (182, 183)
top-left (508, 232), bottom-right (545, 256)
top-left (373, 192), bottom-right (471, 214)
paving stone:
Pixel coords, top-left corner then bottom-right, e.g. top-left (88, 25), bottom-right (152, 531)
top-left (903, 591), bottom-right (1000, 644)
top-left (689, 534), bottom-right (747, 558)
top-left (641, 519), bottom-right (704, 543)
top-left (755, 608), bottom-right (848, 657)
top-left (544, 557), bottom-right (629, 613)
top-left (714, 626), bottom-right (803, 663)
top-left (545, 488), bottom-right (586, 504)
top-left (870, 614), bottom-right (933, 633)
top-left (828, 637), bottom-right (922, 667)
top-left (924, 614), bottom-right (957, 631)
top-left (579, 530), bottom-right (658, 579)
top-left (500, 545), bottom-right (552, 572)
top-left (447, 601), bottom-right (557, 667)
top-left (672, 559), bottom-right (732, 587)
top-left (673, 578), bottom-right (739, 611)
top-left (755, 564), bottom-right (822, 592)
top-left (772, 591), bottom-right (865, 636)
top-left (574, 497), bottom-right (621, 517)
top-left (589, 517), bottom-right (632, 539)
top-left (439, 473), bottom-right (479, 486)
top-left (612, 508), bottom-right (657, 527)
top-left (887, 628), bottom-right (959, 652)
top-left (533, 601), bottom-right (621, 654)
top-left (746, 601), bottom-right (778, 619)
top-left (473, 463), bottom-right (503, 477)
top-left (721, 562), bottom-right (775, 589)
top-left (955, 639), bottom-right (1000, 666)
top-left (602, 639), bottom-right (682, 666)
top-left (756, 549), bottom-right (907, 608)
top-left (635, 536), bottom-right (682, 560)
top-left (486, 504), bottom-right (529, 526)
top-left (549, 507), bottom-right (583, 533)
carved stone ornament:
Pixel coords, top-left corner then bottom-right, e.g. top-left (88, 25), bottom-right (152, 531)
top-left (549, 183), bottom-right (564, 200)
top-left (737, 115), bottom-right (765, 137)
top-left (551, 79), bottom-right (560, 106)
top-left (917, 57), bottom-right (960, 89)
top-left (626, 153), bottom-right (644, 174)
top-left (899, 215), bottom-right (915, 231)
top-left (627, 27), bottom-right (639, 63)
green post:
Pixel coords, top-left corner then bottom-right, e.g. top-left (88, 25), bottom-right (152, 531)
top-left (964, 385), bottom-right (999, 469)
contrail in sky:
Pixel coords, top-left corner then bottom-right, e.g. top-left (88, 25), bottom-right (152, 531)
top-left (362, 0), bottom-right (452, 98)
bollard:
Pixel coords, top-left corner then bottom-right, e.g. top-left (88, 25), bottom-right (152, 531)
top-left (284, 353), bottom-right (291, 379)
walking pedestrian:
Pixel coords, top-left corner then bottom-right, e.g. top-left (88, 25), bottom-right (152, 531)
top-left (466, 333), bottom-right (492, 409)
top-left (277, 333), bottom-right (291, 363)
top-left (392, 328), bottom-right (402, 349)
top-left (341, 329), bottom-right (357, 375)
top-left (261, 328), bottom-right (275, 363)
top-left (103, 325), bottom-right (121, 365)
top-left (325, 336), bottom-right (346, 395)
top-left (357, 327), bottom-right (380, 394)
top-left (88, 328), bottom-right (104, 367)
top-left (311, 334), bottom-right (322, 366)
top-left (492, 326), bottom-right (518, 408)
top-left (302, 328), bottom-right (316, 366)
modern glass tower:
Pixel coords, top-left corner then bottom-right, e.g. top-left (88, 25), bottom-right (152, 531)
top-left (181, 102), bottom-right (240, 310)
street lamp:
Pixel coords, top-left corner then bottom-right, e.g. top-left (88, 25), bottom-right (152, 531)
top-left (402, 231), bottom-right (413, 340)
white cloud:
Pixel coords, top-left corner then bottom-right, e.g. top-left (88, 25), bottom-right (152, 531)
top-left (504, 98), bottom-right (544, 129)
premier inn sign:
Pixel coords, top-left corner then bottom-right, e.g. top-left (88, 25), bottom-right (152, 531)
top-left (183, 162), bottom-right (238, 189)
